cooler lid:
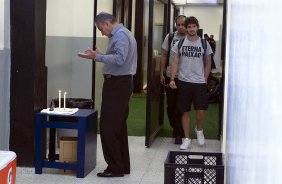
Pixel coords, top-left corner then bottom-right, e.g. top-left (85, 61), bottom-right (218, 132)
top-left (0, 151), bottom-right (16, 170)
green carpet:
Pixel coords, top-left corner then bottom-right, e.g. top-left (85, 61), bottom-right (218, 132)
top-left (127, 93), bottom-right (219, 139)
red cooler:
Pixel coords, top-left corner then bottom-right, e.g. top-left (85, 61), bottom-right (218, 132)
top-left (0, 151), bottom-right (16, 184)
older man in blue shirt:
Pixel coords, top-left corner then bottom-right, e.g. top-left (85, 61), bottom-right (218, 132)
top-left (78, 12), bottom-right (137, 177)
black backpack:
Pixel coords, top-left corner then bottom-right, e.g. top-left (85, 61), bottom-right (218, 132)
top-left (207, 75), bottom-right (220, 103)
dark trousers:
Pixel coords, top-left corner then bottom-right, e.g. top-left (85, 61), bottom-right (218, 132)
top-left (100, 75), bottom-right (133, 174)
top-left (165, 77), bottom-right (183, 137)
top-left (211, 53), bottom-right (216, 69)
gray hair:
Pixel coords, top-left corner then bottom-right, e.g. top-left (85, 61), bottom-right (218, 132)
top-left (95, 12), bottom-right (117, 24)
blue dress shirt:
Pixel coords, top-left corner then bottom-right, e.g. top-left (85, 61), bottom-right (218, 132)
top-left (95, 24), bottom-right (137, 75)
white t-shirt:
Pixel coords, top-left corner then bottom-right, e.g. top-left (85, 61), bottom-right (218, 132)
top-left (171, 37), bottom-right (213, 83)
top-left (161, 31), bottom-right (186, 78)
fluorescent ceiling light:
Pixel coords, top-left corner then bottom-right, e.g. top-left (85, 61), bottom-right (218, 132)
top-left (173, 0), bottom-right (186, 5)
top-left (188, 0), bottom-right (217, 3)
top-left (172, 0), bottom-right (217, 5)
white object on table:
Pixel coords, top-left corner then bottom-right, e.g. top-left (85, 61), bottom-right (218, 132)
top-left (58, 90), bottom-right (61, 109)
top-left (41, 108), bottom-right (79, 115)
top-left (63, 92), bottom-right (67, 110)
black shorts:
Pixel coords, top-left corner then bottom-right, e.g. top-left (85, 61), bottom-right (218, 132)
top-left (177, 80), bottom-right (208, 112)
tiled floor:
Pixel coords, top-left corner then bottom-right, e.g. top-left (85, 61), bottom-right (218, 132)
top-left (16, 136), bottom-right (221, 184)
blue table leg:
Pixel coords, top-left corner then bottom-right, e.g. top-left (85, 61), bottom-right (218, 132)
top-left (76, 117), bottom-right (86, 178)
top-left (35, 114), bottom-right (43, 174)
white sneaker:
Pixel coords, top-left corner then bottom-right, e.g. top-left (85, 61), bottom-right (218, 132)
top-left (180, 138), bottom-right (191, 150)
top-left (195, 128), bottom-right (205, 146)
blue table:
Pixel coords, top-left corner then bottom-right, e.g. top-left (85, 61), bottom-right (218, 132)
top-left (35, 109), bottom-right (98, 178)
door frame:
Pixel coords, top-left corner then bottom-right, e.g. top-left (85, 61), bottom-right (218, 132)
top-left (145, 0), bottom-right (169, 147)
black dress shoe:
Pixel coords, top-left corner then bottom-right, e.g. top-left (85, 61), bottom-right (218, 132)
top-left (174, 136), bottom-right (182, 144)
top-left (97, 171), bottom-right (124, 177)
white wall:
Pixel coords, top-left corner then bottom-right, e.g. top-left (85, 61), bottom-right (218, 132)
top-left (132, 0), bottom-right (136, 34)
top-left (154, 4), bottom-right (164, 24)
top-left (46, 0), bottom-right (94, 37)
top-left (0, 0), bottom-right (4, 50)
top-left (46, 0), bottom-right (94, 105)
top-left (224, 0), bottom-right (282, 183)
top-left (170, 4), bottom-right (174, 32)
top-left (153, 3), bottom-right (165, 53)
top-left (0, 0), bottom-right (10, 150)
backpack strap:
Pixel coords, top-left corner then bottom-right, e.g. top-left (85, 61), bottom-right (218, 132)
top-left (168, 33), bottom-right (175, 48)
top-left (166, 33), bottom-right (175, 68)
top-left (178, 38), bottom-right (185, 56)
top-left (201, 38), bottom-right (207, 64)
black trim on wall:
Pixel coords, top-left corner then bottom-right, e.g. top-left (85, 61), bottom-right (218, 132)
top-left (163, 3), bottom-right (169, 37)
top-left (113, 0), bottom-right (132, 31)
top-left (126, 0), bottom-right (132, 31)
top-left (92, 0), bottom-right (97, 109)
top-left (173, 7), bottom-right (179, 32)
top-left (145, 0), bottom-right (154, 147)
top-left (218, 0), bottom-right (227, 140)
top-left (133, 0), bottom-right (144, 93)
top-left (166, 0), bottom-right (171, 34)
top-left (10, 0), bottom-right (47, 166)
top-left (113, 0), bottom-right (117, 16)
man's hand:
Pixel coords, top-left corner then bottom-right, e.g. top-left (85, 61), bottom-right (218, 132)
top-left (169, 80), bottom-right (177, 89)
top-left (160, 74), bottom-right (165, 85)
top-left (95, 46), bottom-right (102, 54)
top-left (78, 47), bottom-right (100, 60)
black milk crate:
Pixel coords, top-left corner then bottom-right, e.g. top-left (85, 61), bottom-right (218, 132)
top-left (164, 151), bottom-right (224, 184)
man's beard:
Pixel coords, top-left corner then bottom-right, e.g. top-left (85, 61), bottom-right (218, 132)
top-left (188, 31), bottom-right (197, 37)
